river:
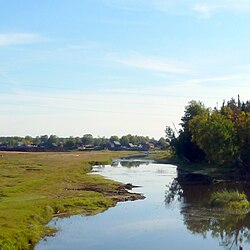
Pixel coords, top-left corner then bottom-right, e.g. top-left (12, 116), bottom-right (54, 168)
top-left (36, 159), bottom-right (250, 250)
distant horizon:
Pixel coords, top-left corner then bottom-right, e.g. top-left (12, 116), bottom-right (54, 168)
top-left (1, 1), bottom-right (250, 137)
top-left (0, 132), bottom-right (165, 140)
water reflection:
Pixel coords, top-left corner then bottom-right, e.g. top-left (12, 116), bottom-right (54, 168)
top-left (165, 178), bottom-right (250, 249)
top-left (112, 160), bottom-right (150, 168)
top-left (37, 161), bottom-right (250, 250)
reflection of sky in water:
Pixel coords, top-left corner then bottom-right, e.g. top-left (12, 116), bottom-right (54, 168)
top-left (36, 161), bottom-right (245, 250)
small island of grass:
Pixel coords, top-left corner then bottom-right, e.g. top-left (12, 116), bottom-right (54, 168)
top-left (209, 190), bottom-right (250, 214)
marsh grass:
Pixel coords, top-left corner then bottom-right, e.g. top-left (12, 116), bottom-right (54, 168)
top-left (148, 150), bottom-right (172, 161)
top-left (0, 151), bottom-right (136, 250)
top-left (209, 189), bottom-right (250, 214)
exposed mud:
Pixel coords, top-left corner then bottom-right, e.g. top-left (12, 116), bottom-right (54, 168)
top-left (66, 183), bottom-right (145, 203)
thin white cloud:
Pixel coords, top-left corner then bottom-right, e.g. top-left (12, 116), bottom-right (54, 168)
top-left (161, 0), bottom-right (250, 17)
top-left (115, 55), bottom-right (192, 74)
top-left (192, 1), bottom-right (250, 18)
top-left (2, 71), bottom-right (250, 137)
top-left (103, 0), bottom-right (250, 17)
top-left (0, 33), bottom-right (44, 46)
top-left (192, 3), bottom-right (215, 18)
top-left (186, 75), bottom-right (241, 85)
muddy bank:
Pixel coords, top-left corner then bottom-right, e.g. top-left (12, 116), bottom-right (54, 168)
top-left (66, 183), bottom-right (145, 203)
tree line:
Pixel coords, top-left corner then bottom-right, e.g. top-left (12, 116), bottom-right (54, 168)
top-left (166, 96), bottom-right (250, 168)
top-left (0, 134), bottom-right (167, 151)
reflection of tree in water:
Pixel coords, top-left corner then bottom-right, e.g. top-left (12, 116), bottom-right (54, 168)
top-left (111, 161), bottom-right (119, 167)
top-left (119, 161), bottom-right (149, 168)
top-left (183, 207), bottom-right (250, 249)
top-left (165, 179), bottom-right (183, 204)
top-left (165, 178), bottom-right (250, 249)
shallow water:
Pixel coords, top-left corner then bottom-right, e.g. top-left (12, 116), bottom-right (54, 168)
top-left (36, 160), bottom-right (250, 250)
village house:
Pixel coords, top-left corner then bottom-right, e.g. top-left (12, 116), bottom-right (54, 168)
top-left (108, 141), bottom-right (122, 150)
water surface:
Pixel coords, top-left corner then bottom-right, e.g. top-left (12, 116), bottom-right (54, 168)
top-left (36, 160), bottom-right (250, 250)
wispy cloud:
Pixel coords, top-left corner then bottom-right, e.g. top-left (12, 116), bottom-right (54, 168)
top-left (192, 3), bottom-right (215, 18)
top-left (160, 0), bottom-right (250, 17)
top-left (114, 55), bottom-right (193, 74)
top-left (192, 1), bottom-right (250, 18)
top-left (186, 75), bottom-right (240, 85)
top-left (103, 0), bottom-right (250, 17)
top-left (0, 33), bottom-right (44, 46)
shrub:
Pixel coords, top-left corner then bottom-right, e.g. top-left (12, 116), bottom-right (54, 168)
top-left (209, 189), bottom-right (250, 214)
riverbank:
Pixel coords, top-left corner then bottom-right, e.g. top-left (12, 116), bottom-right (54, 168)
top-left (0, 151), bottom-right (143, 250)
top-left (150, 150), bottom-right (250, 183)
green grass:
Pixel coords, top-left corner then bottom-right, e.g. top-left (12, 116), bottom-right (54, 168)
top-left (209, 189), bottom-right (250, 213)
top-left (147, 150), bottom-right (173, 161)
top-left (0, 151), bottom-right (137, 250)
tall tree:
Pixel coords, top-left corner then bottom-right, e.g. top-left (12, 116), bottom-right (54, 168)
top-left (120, 135), bottom-right (130, 146)
top-left (82, 134), bottom-right (94, 145)
top-left (47, 135), bottom-right (59, 148)
top-left (189, 113), bottom-right (238, 164)
top-left (109, 135), bottom-right (119, 142)
top-left (174, 100), bottom-right (208, 161)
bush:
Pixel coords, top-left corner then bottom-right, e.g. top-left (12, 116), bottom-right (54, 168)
top-left (209, 189), bottom-right (250, 213)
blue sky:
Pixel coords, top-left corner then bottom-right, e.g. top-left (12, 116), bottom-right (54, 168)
top-left (1, 0), bottom-right (250, 138)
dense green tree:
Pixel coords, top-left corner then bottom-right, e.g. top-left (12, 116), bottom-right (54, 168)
top-left (93, 137), bottom-right (108, 147)
top-left (234, 112), bottom-right (250, 167)
top-left (138, 136), bottom-right (149, 144)
top-left (33, 136), bottom-right (41, 145)
top-left (75, 137), bottom-right (82, 145)
top-left (180, 100), bottom-right (208, 130)
top-left (158, 137), bottom-right (168, 149)
top-left (130, 135), bottom-right (140, 145)
top-left (0, 134), bottom-right (157, 150)
top-left (47, 135), bottom-right (59, 148)
top-left (40, 135), bottom-right (48, 145)
top-left (218, 97), bottom-right (250, 167)
top-left (82, 134), bottom-right (94, 145)
top-left (173, 100), bottom-right (208, 162)
top-left (189, 113), bottom-right (238, 164)
top-left (109, 135), bottom-right (119, 142)
top-left (120, 135), bottom-right (130, 146)
top-left (93, 137), bottom-right (102, 146)
top-left (24, 135), bottom-right (33, 145)
top-left (64, 136), bottom-right (76, 149)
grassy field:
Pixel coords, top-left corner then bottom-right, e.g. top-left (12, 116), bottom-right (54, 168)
top-left (0, 151), bottom-right (139, 250)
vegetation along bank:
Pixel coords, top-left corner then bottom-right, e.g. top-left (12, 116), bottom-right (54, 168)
top-left (0, 151), bottom-right (143, 250)
top-left (166, 96), bottom-right (250, 182)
